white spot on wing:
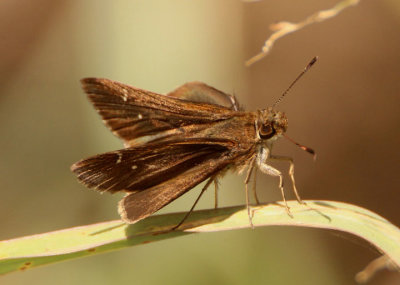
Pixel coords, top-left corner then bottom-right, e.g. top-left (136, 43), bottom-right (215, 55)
top-left (137, 114), bottom-right (143, 119)
top-left (116, 152), bottom-right (122, 164)
top-left (122, 89), bottom-right (128, 102)
top-left (131, 165), bottom-right (137, 170)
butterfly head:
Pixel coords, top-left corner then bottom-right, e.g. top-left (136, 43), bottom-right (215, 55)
top-left (257, 107), bottom-right (288, 141)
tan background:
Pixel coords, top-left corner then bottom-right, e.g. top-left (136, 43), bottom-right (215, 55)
top-left (1, 0), bottom-right (399, 284)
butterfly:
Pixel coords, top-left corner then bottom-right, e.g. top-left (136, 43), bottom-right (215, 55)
top-left (71, 58), bottom-right (316, 228)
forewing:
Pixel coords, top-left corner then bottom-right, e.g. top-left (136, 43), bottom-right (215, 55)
top-left (81, 78), bottom-right (236, 145)
top-left (118, 152), bottom-right (232, 224)
top-left (71, 140), bottom-right (231, 193)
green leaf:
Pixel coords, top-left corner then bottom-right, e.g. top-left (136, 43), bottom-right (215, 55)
top-left (1, 200), bottom-right (399, 275)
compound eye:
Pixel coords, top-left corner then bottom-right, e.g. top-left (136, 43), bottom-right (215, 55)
top-left (259, 124), bottom-right (275, 139)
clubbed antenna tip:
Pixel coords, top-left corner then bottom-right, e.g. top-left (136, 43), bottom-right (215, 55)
top-left (283, 134), bottom-right (316, 161)
top-left (272, 56), bottom-right (319, 108)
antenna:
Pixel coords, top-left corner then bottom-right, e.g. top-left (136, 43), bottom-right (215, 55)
top-left (272, 56), bottom-right (318, 108)
top-left (283, 133), bottom-right (317, 161)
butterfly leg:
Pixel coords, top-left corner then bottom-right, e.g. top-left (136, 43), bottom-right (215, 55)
top-left (252, 168), bottom-right (260, 205)
top-left (214, 178), bottom-right (219, 209)
top-left (173, 176), bottom-right (216, 230)
top-left (269, 155), bottom-right (305, 205)
top-left (244, 156), bottom-right (257, 228)
top-left (257, 160), bottom-right (293, 218)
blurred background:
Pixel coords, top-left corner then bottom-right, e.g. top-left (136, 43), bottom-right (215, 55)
top-left (1, 0), bottom-right (399, 284)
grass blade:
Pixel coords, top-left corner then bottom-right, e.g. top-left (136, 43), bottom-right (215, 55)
top-left (1, 200), bottom-right (399, 275)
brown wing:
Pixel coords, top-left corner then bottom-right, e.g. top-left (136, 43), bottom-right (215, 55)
top-left (118, 152), bottom-right (232, 224)
top-left (81, 78), bottom-right (236, 146)
top-left (167, 81), bottom-right (239, 110)
top-left (71, 139), bottom-right (232, 193)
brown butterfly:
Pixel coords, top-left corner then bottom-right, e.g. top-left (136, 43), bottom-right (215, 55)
top-left (71, 58), bottom-right (317, 228)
